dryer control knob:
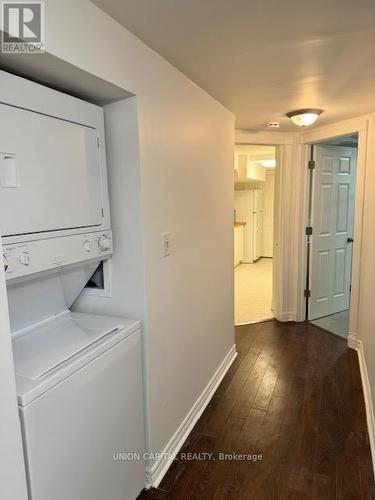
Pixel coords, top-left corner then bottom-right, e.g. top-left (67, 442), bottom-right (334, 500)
top-left (98, 235), bottom-right (111, 251)
top-left (19, 252), bottom-right (30, 266)
top-left (83, 240), bottom-right (91, 252)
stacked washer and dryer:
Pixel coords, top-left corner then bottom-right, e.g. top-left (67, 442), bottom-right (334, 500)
top-left (0, 71), bottom-right (145, 500)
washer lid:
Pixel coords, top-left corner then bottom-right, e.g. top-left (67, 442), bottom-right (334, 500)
top-left (13, 312), bottom-right (140, 382)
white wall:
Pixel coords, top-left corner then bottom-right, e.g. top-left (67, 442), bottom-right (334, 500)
top-left (73, 96), bottom-right (151, 447)
top-left (74, 97), bottom-right (146, 321)
top-left (42, 0), bottom-right (235, 476)
top-left (0, 235), bottom-right (28, 500)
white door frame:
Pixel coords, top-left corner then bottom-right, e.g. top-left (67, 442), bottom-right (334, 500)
top-left (235, 130), bottom-right (300, 322)
top-left (299, 116), bottom-right (369, 345)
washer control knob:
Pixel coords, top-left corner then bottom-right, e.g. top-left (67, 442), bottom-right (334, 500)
top-left (83, 240), bottom-right (91, 252)
top-left (19, 252), bottom-right (30, 266)
top-left (98, 235), bottom-right (111, 251)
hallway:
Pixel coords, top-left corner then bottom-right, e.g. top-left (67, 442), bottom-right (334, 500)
top-left (138, 321), bottom-right (374, 499)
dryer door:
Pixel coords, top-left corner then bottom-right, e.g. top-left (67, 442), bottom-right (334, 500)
top-left (0, 103), bottom-right (103, 237)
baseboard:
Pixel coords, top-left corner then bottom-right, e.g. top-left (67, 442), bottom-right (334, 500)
top-left (353, 339), bottom-right (375, 478)
top-left (275, 311), bottom-right (296, 322)
top-left (236, 317), bottom-right (274, 326)
top-left (348, 333), bottom-right (360, 350)
top-left (145, 345), bottom-right (238, 488)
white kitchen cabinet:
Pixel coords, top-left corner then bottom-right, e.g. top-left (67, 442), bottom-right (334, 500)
top-left (234, 153), bottom-right (246, 183)
top-left (234, 153), bottom-right (266, 184)
top-left (247, 162), bottom-right (266, 182)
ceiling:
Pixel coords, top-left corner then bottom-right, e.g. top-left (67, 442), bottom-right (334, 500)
top-left (92, 0), bottom-right (375, 131)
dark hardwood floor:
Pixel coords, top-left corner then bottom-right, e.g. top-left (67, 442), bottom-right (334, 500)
top-left (138, 321), bottom-right (375, 499)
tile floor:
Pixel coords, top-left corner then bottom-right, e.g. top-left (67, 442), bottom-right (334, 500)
top-left (310, 309), bottom-right (350, 339)
top-left (235, 258), bottom-right (273, 325)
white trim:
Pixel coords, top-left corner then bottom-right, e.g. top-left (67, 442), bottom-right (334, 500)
top-left (348, 334), bottom-right (360, 350)
top-left (301, 116), bottom-right (367, 144)
top-left (236, 317), bottom-right (274, 326)
top-left (145, 345), bottom-right (238, 488)
top-left (351, 339), bottom-right (375, 477)
top-left (297, 116), bottom-right (370, 344)
top-left (276, 311), bottom-right (296, 322)
top-left (348, 126), bottom-right (369, 339)
top-left (272, 143), bottom-right (303, 322)
top-left (295, 143), bottom-right (310, 322)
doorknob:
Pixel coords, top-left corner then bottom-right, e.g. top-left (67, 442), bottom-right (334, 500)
top-left (347, 237), bottom-right (354, 243)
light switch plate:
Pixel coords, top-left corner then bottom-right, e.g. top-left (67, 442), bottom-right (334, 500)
top-left (162, 232), bottom-right (171, 257)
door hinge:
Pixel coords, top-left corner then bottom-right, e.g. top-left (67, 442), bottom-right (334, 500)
top-left (304, 288), bottom-right (311, 298)
top-left (308, 160), bottom-right (316, 170)
top-left (97, 137), bottom-right (100, 148)
top-left (306, 226), bottom-right (313, 236)
top-left (101, 208), bottom-right (104, 218)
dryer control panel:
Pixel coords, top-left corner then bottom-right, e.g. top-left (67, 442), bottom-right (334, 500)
top-left (3, 231), bottom-right (112, 281)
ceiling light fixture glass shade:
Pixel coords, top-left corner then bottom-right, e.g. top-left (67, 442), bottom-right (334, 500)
top-left (286, 109), bottom-right (323, 127)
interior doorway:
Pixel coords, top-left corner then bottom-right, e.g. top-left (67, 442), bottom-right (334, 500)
top-left (234, 144), bottom-right (276, 325)
top-left (306, 134), bottom-right (358, 339)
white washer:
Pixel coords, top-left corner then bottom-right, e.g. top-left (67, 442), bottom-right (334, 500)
top-left (13, 311), bottom-right (145, 500)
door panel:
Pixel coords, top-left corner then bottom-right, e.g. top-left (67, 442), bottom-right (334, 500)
top-left (333, 248), bottom-right (346, 297)
top-left (322, 154), bottom-right (334, 173)
top-left (308, 145), bottom-right (356, 320)
top-left (336, 184), bottom-right (349, 232)
top-left (317, 250), bottom-right (330, 301)
top-left (339, 156), bottom-right (351, 173)
top-left (319, 184), bottom-right (333, 235)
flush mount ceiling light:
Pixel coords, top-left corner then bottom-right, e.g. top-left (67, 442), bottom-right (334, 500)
top-left (286, 109), bottom-right (323, 127)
